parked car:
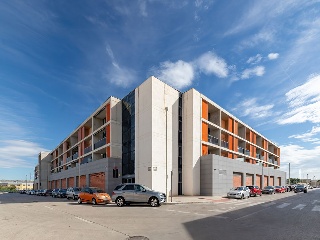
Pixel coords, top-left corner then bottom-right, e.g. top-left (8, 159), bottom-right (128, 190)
top-left (51, 189), bottom-right (59, 198)
top-left (274, 186), bottom-right (285, 193)
top-left (111, 183), bottom-right (166, 207)
top-left (78, 187), bottom-right (111, 205)
top-left (36, 189), bottom-right (44, 196)
top-left (42, 189), bottom-right (52, 196)
top-left (262, 186), bottom-right (275, 194)
top-left (66, 187), bottom-right (81, 200)
top-left (57, 189), bottom-right (67, 198)
top-left (246, 185), bottom-right (262, 197)
top-left (227, 186), bottom-right (250, 199)
top-left (294, 185), bottom-right (307, 193)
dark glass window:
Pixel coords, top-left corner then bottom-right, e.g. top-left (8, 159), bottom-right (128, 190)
top-left (123, 184), bottom-right (134, 190)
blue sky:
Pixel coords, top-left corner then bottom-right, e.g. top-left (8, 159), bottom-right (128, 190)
top-left (1, 0), bottom-right (320, 181)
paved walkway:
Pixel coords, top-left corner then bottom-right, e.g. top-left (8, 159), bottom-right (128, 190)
top-left (164, 195), bottom-right (229, 204)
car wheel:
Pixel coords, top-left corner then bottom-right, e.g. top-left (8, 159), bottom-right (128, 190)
top-left (241, 194), bottom-right (244, 200)
top-left (116, 197), bottom-right (125, 207)
top-left (77, 198), bottom-right (82, 204)
top-left (149, 197), bottom-right (159, 207)
top-left (73, 195), bottom-right (76, 200)
top-left (66, 196), bottom-right (69, 200)
top-left (92, 198), bottom-right (97, 205)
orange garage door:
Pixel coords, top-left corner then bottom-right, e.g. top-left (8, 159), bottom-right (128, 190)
top-left (233, 173), bottom-right (242, 187)
top-left (61, 178), bottom-right (66, 189)
top-left (270, 176), bottom-right (274, 186)
top-left (264, 176), bottom-right (268, 187)
top-left (246, 174), bottom-right (253, 185)
top-left (256, 175), bottom-right (261, 188)
top-left (277, 177), bottom-right (281, 186)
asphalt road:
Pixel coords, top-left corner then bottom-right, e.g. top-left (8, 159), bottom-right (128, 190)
top-left (0, 189), bottom-right (319, 240)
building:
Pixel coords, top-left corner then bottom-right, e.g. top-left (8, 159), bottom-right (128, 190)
top-left (34, 76), bottom-right (285, 196)
top-left (0, 180), bottom-right (34, 191)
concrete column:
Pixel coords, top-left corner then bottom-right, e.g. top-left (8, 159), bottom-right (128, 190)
top-left (253, 174), bottom-right (256, 186)
top-left (86, 174), bottom-right (90, 187)
top-left (267, 175), bottom-right (270, 186)
top-left (242, 172), bottom-right (246, 186)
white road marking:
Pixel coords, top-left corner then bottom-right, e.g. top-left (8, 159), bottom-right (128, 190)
top-left (249, 202), bottom-right (265, 206)
top-left (166, 209), bottom-right (175, 212)
top-left (292, 204), bottom-right (306, 210)
top-left (312, 200), bottom-right (320, 205)
top-left (212, 215), bottom-right (228, 219)
top-left (194, 213), bottom-right (207, 216)
top-left (312, 205), bottom-right (320, 212)
top-left (277, 203), bottom-right (291, 209)
top-left (44, 206), bottom-right (54, 210)
top-left (75, 216), bottom-right (93, 224)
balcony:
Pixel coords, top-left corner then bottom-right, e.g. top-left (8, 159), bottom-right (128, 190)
top-left (208, 135), bottom-right (219, 145)
top-left (256, 153), bottom-right (261, 159)
top-left (72, 152), bottom-right (78, 160)
top-left (238, 147), bottom-right (245, 154)
top-left (81, 156), bottom-right (92, 165)
top-left (66, 156), bottom-right (72, 162)
top-left (221, 140), bottom-right (229, 149)
top-left (245, 150), bottom-right (250, 156)
top-left (94, 137), bottom-right (106, 149)
top-left (84, 146), bottom-right (92, 154)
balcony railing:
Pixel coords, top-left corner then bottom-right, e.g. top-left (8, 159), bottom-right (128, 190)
top-left (245, 150), bottom-right (250, 156)
top-left (84, 146), bottom-right (92, 154)
top-left (256, 154), bottom-right (261, 159)
top-left (94, 137), bottom-right (106, 149)
top-left (72, 152), bottom-right (78, 160)
top-left (81, 156), bottom-right (92, 165)
top-left (208, 135), bottom-right (219, 145)
top-left (67, 156), bottom-right (72, 162)
top-left (238, 147), bottom-right (245, 154)
top-left (221, 140), bottom-right (229, 148)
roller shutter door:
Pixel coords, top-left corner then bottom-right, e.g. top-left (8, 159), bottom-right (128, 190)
top-left (233, 172), bottom-right (242, 187)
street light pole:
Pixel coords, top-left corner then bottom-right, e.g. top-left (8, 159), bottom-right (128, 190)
top-left (288, 163), bottom-right (291, 185)
top-left (165, 107), bottom-right (169, 202)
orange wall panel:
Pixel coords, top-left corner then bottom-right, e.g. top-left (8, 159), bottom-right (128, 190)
top-left (234, 121), bottom-right (238, 135)
top-left (264, 176), bottom-right (268, 187)
top-left (106, 124), bottom-right (110, 144)
top-left (106, 146), bottom-right (110, 158)
top-left (246, 175), bottom-right (253, 185)
top-left (202, 122), bottom-right (208, 142)
top-left (270, 176), bottom-right (274, 186)
top-left (233, 174), bottom-right (242, 187)
top-left (61, 179), bottom-right (66, 189)
top-left (202, 144), bottom-right (208, 156)
top-left (256, 175), bottom-right (261, 188)
top-left (228, 117), bottom-right (233, 132)
top-left (68, 177), bottom-right (74, 187)
top-left (80, 175), bottom-right (86, 188)
top-left (202, 100), bottom-right (208, 120)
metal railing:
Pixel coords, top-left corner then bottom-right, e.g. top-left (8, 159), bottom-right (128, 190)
top-left (94, 137), bottom-right (106, 149)
top-left (84, 146), bottom-right (92, 154)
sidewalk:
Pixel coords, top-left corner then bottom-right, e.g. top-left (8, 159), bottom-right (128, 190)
top-left (163, 195), bottom-right (229, 205)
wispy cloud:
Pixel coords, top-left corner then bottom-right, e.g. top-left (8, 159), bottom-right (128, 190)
top-left (289, 125), bottom-right (320, 141)
top-left (0, 140), bottom-right (47, 168)
top-left (277, 74), bottom-right (320, 124)
top-left (247, 54), bottom-right (262, 64)
top-left (241, 66), bottom-right (265, 79)
top-left (232, 98), bottom-right (274, 119)
top-left (268, 53), bottom-right (279, 60)
top-left (138, 0), bottom-right (148, 17)
top-left (280, 144), bottom-right (320, 178)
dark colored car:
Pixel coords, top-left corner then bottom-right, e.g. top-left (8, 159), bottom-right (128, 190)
top-left (246, 185), bottom-right (262, 197)
top-left (57, 189), bottom-right (67, 198)
top-left (294, 185), bottom-right (307, 193)
top-left (42, 189), bottom-right (52, 196)
top-left (51, 189), bottom-right (59, 198)
top-left (262, 186), bottom-right (275, 194)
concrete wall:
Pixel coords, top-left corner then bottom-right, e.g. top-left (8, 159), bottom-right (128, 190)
top-left (183, 89), bottom-right (202, 195)
top-left (200, 154), bottom-right (286, 196)
top-left (135, 76), bottom-right (180, 195)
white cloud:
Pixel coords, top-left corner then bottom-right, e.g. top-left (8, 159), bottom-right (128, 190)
top-left (289, 125), bottom-right (320, 141)
top-left (280, 144), bottom-right (320, 178)
top-left (196, 51), bottom-right (228, 78)
top-left (278, 74), bottom-right (320, 124)
top-left (247, 54), bottom-right (262, 64)
top-left (268, 53), bottom-right (279, 60)
top-left (241, 66), bottom-right (265, 79)
top-left (0, 140), bottom-right (47, 168)
top-left (233, 98), bottom-right (274, 119)
top-left (139, 0), bottom-right (148, 17)
top-left (154, 60), bottom-right (195, 89)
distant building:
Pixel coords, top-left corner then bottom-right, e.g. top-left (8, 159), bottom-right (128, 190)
top-left (34, 76), bottom-right (286, 196)
top-left (0, 180), bottom-right (33, 190)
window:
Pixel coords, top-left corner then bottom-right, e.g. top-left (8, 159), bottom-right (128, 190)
top-left (123, 184), bottom-right (134, 190)
top-left (113, 168), bottom-right (119, 178)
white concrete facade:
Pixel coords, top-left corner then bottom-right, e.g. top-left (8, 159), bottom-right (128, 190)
top-left (135, 76), bottom-right (180, 196)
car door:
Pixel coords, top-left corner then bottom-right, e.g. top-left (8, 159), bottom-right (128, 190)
top-left (133, 184), bottom-right (148, 203)
top-left (121, 184), bottom-right (135, 202)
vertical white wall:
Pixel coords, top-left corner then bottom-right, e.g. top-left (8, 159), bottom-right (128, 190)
top-left (110, 97), bottom-right (122, 158)
top-left (183, 89), bottom-right (201, 195)
top-left (135, 76), bottom-right (180, 195)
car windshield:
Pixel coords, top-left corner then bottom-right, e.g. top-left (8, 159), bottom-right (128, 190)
top-left (114, 184), bottom-right (124, 190)
top-left (296, 185), bottom-right (304, 188)
top-left (264, 186), bottom-right (273, 189)
top-left (90, 188), bottom-right (104, 193)
top-left (234, 187), bottom-right (244, 190)
top-left (141, 185), bottom-right (152, 191)
top-left (275, 186), bottom-right (281, 188)
top-left (74, 188), bottom-right (81, 191)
